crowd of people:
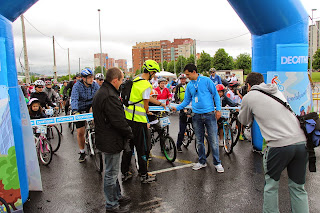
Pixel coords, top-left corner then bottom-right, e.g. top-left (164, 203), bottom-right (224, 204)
top-left (23, 59), bottom-right (310, 213)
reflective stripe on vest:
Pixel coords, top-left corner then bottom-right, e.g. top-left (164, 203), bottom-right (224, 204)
top-left (125, 77), bottom-right (152, 123)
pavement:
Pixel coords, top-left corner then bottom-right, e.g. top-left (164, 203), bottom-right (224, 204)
top-left (23, 113), bottom-right (320, 213)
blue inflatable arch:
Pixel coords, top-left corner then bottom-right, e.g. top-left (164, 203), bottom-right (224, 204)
top-left (0, 0), bottom-right (309, 203)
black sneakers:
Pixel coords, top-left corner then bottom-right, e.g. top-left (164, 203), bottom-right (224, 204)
top-left (78, 152), bottom-right (86, 163)
top-left (140, 173), bottom-right (157, 183)
top-left (177, 147), bottom-right (183, 153)
top-left (118, 196), bottom-right (131, 206)
top-left (105, 205), bottom-right (129, 213)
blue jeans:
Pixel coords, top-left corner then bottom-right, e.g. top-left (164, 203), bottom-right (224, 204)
top-left (104, 152), bottom-right (121, 209)
top-left (192, 111), bottom-right (221, 165)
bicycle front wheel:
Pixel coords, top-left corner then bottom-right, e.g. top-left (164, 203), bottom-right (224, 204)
top-left (0, 197), bottom-right (11, 213)
top-left (39, 139), bottom-right (53, 165)
top-left (47, 125), bottom-right (61, 152)
top-left (195, 134), bottom-right (210, 158)
top-left (162, 136), bottom-right (177, 162)
top-left (91, 134), bottom-right (103, 173)
top-left (230, 118), bottom-right (240, 147)
top-left (223, 123), bottom-right (234, 155)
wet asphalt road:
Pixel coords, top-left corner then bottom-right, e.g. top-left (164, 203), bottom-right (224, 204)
top-left (23, 113), bottom-right (320, 213)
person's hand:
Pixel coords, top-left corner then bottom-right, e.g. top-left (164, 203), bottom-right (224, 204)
top-left (171, 106), bottom-right (177, 112)
top-left (147, 123), bottom-right (151, 129)
top-left (54, 107), bottom-right (59, 110)
top-left (216, 111), bottom-right (221, 120)
top-left (160, 103), bottom-right (166, 108)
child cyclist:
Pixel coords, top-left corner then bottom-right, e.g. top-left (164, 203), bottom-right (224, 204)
top-left (28, 98), bottom-right (47, 120)
top-left (216, 84), bottom-right (238, 146)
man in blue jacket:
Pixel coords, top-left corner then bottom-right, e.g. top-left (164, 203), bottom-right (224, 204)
top-left (172, 64), bottom-right (224, 172)
top-left (209, 68), bottom-right (222, 86)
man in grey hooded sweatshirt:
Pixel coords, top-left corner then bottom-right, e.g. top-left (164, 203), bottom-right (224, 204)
top-left (238, 72), bottom-right (309, 213)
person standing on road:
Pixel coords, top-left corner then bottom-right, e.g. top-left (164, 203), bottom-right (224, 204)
top-left (174, 74), bottom-right (189, 152)
top-left (71, 68), bottom-right (100, 162)
top-left (238, 72), bottom-right (309, 213)
top-left (171, 64), bottom-right (224, 172)
top-left (92, 67), bottom-right (133, 213)
top-left (209, 68), bottom-right (222, 86)
top-left (121, 60), bottom-right (166, 184)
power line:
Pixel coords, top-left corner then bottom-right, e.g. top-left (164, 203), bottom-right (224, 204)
top-left (23, 16), bottom-right (52, 38)
top-left (196, 32), bottom-right (250, 43)
top-left (55, 38), bottom-right (68, 51)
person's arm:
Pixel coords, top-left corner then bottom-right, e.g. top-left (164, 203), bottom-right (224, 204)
top-left (149, 96), bottom-right (166, 108)
top-left (208, 79), bottom-right (221, 111)
top-left (238, 96), bottom-right (253, 126)
top-left (223, 95), bottom-right (238, 107)
top-left (71, 83), bottom-right (79, 112)
top-left (218, 76), bottom-right (222, 84)
top-left (45, 93), bottom-right (55, 108)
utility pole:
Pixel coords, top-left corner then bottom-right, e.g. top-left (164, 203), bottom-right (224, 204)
top-left (21, 15), bottom-right (30, 84)
top-left (53, 36), bottom-right (57, 80)
top-left (79, 58), bottom-right (81, 73)
top-left (98, 9), bottom-right (103, 74)
top-left (310, 9), bottom-right (317, 75)
top-left (194, 39), bottom-right (197, 66)
top-left (68, 48), bottom-right (71, 80)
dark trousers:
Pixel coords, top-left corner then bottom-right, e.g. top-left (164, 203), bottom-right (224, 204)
top-left (121, 120), bottom-right (150, 175)
top-left (176, 111), bottom-right (188, 149)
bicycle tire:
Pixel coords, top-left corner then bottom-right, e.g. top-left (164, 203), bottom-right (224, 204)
top-left (223, 123), bottom-right (234, 155)
top-left (91, 134), bottom-right (103, 173)
top-left (47, 125), bottom-right (61, 152)
top-left (182, 128), bottom-right (190, 147)
top-left (39, 139), bottom-right (53, 165)
top-left (230, 118), bottom-right (241, 147)
top-left (162, 135), bottom-right (176, 162)
top-left (58, 123), bottom-right (63, 134)
top-left (195, 134), bottom-right (210, 158)
top-left (0, 197), bottom-right (11, 213)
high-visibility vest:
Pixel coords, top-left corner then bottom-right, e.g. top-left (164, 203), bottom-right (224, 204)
top-left (179, 85), bottom-right (186, 102)
top-left (125, 77), bottom-right (152, 123)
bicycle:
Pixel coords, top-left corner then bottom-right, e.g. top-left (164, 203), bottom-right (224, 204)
top-left (219, 110), bottom-right (234, 154)
top-left (33, 126), bottom-right (53, 165)
top-left (229, 110), bottom-right (241, 147)
top-left (44, 109), bottom-right (62, 152)
top-left (0, 197), bottom-right (11, 213)
top-left (85, 120), bottom-right (103, 173)
top-left (149, 111), bottom-right (177, 162)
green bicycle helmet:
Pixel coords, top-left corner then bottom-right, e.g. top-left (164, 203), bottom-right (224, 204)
top-left (143, 60), bottom-right (160, 73)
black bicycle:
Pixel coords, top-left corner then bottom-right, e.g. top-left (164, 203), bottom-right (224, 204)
top-left (0, 197), bottom-right (11, 213)
top-left (150, 112), bottom-right (177, 162)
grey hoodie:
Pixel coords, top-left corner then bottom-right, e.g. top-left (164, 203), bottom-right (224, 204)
top-left (238, 83), bottom-right (306, 147)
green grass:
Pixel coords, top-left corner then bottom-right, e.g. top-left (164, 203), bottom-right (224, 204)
top-left (312, 72), bottom-right (320, 83)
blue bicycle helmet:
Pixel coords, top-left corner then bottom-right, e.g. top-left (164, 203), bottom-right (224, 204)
top-left (81, 68), bottom-right (93, 77)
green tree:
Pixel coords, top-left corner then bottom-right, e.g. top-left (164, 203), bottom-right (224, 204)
top-left (187, 54), bottom-right (196, 65)
top-left (58, 74), bottom-right (75, 82)
top-left (94, 66), bottom-right (107, 75)
top-left (212, 48), bottom-right (234, 70)
top-left (235, 53), bottom-right (252, 74)
top-left (163, 61), bottom-right (168, 71)
top-left (313, 49), bottom-right (320, 70)
top-left (197, 51), bottom-right (213, 73)
top-left (176, 56), bottom-right (187, 74)
top-left (167, 60), bottom-right (175, 73)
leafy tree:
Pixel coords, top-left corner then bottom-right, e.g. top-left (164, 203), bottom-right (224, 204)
top-left (187, 54), bottom-right (196, 65)
top-left (313, 49), bottom-right (320, 70)
top-left (235, 53), bottom-right (252, 75)
top-left (94, 66), bottom-right (107, 75)
top-left (163, 61), bottom-right (168, 71)
top-left (212, 48), bottom-right (234, 70)
top-left (197, 51), bottom-right (213, 73)
top-left (167, 61), bottom-right (175, 73)
top-left (0, 147), bottom-right (21, 210)
top-left (58, 74), bottom-right (75, 82)
top-left (176, 56), bottom-right (187, 74)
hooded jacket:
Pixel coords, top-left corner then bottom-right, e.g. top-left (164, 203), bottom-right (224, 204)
top-left (92, 81), bottom-right (133, 154)
top-left (238, 83), bottom-right (306, 147)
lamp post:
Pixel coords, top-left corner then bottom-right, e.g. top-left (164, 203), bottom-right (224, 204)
top-left (98, 9), bottom-right (103, 75)
top-left (310, 9), bottom-right (317, 74)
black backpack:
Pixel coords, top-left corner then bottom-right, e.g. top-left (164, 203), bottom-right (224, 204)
top-left (120, 79), bottom-right (144, 107)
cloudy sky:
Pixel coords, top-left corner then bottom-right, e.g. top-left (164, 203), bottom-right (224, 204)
top-left (11, 0), bottom-right (318, 76)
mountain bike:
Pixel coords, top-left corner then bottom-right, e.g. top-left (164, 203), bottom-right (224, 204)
top-left (219, 110), bottom-right (234, 154)
top-left (229, 110), bottom-right (241, 148)
top-left (85, 120), bottom-right (103, 173)
top-left (44, 109), bottom-right (62, 152)
top-left (33, 126), bottom-right (53, 165)
top-left (150, 111), bottom-right (177, 162)
top-left (0, 197), bottom-right (11, 213)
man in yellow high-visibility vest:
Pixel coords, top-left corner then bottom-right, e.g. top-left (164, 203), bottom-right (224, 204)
top-left (121, 60), bottom-right (166, 184)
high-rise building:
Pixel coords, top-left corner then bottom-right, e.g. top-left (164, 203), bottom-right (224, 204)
top-left (94, 53), bottom-right (128, 72)
top-left (115, 59), bottom-right (128, 72)
top-left (132, 38), bottom-right (196, 72)
top-left (309, 20), bottom-right (320, 57)
top-left (94, 53), bottom-right (108, 69)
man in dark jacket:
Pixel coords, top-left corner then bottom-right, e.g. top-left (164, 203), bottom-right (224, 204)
top-left (92, 67), bottom-right (133, 213)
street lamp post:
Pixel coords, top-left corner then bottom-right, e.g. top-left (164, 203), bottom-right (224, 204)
top-left (98, 9), bottom-right (103, 75)
top-left (310, 9), bottom-right (317, 74)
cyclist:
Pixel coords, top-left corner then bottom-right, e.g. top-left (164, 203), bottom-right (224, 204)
top-left (43, 80), bottom-right (60, 104)
top-left (95, 73), bottom-right (105, 87)
top-left (52, 79), bottom-right (60, 93)
top-left (28, 98), bottom-right (47, 119)
top-left (71, 68), bottom-right (100, 162)
top-left (121, 60), bottom-right (165, 184)
top-left (174, 74), bottom-right (189, 152)
top-left (155, 77), bottom-right (172, 105)
top-left (60, 80), bottom-right (68, 109)
top-left (64, 73), bottom-right (81, 115)
top-left (30, 80), bottom-right (58, 110)
top-left (227, 81), bottom-right (242, 104)
top-left (209, 68), bottom-right (222, 86)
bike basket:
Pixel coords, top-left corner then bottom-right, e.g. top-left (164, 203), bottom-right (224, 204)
top-left (221, 110), bottom-right (230, 119)
top-left (36, 126), bottom-right (47, 134)
top-left (45, 108), bottom-right (54, 116)
top-left (159, 117), bottom-right (171, 128)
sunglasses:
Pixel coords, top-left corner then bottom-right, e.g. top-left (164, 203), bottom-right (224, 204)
top-left (37, 86), bottom-right (44, 88)
top-left (98, 79), bottom-right (104, 81)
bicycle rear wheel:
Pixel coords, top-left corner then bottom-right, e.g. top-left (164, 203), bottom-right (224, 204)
top-left (195, 134), bottom-right (210, 158)
top-left (223, 123), bottom-right (234, 155)
top-left (0, 197), bottom-right (11, 213)
top-left (162, 135), bottom-right (176, 162)
top-left (91, 134), bottom-right (103, 173)
top-left (230, 118), bottom-right (240, 147)
top-left (39, 139), bottom-right (53, 165)
top-left (47, 125), bottom-right (61, 152)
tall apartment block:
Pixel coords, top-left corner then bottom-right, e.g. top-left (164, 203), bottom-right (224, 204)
top-left (132, 38), bottom-right (196, 72)
top-left (309, 20), bottom-right (320, 57)
top-left (94, 53), bottom-right (127, 72)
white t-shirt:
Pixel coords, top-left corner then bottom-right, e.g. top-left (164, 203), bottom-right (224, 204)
top-left (231, 76), bottom-right (238, 82)
top-left (142, 87), bottom-right (151, 99)
top-left (227, 90), bottom-right (241, 104)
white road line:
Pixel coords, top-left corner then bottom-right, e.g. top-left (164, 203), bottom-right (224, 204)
top-left (149, 163), bottom-right (195, 175)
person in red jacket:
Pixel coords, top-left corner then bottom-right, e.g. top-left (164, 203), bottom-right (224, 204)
top-left (154, 78), bottom-right (172, 105)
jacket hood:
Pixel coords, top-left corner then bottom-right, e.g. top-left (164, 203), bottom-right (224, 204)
top-left (251, 83), bottom-right (278, 94)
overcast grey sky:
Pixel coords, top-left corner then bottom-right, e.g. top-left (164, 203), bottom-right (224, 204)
top-left (11, 0), bottom-right (318, 76)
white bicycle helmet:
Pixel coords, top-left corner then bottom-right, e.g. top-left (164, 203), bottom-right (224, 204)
top-left (34, 80), bottom-right (45, 86)
top-left (95, 73), bottom-right (105, 80)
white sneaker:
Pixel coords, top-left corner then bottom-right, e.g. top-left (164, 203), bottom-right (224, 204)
top-left (192, 162), bottom-right (207, 170)
top-left (215, 164), bottom-right (224, 173)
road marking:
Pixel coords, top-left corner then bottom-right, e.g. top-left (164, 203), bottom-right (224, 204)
top-left (149, 163), bottom-right (195, 175)
top-left (138, 197), bottom-right (162, 206)
top-left (151, 154), bottom-right (193, 164)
